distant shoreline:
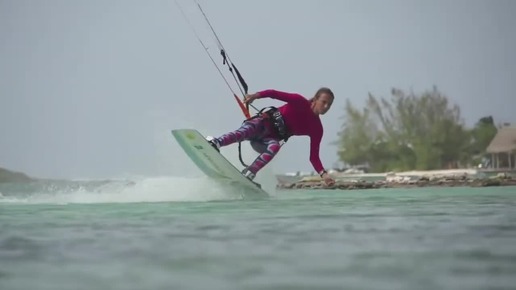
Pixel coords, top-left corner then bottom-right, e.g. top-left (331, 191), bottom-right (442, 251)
top-left (277, 169), bottom-right (516, 190)
top-left (3, 166), bottom-right (515, 190)
top-left (0, 167), bottom-right (34, 183)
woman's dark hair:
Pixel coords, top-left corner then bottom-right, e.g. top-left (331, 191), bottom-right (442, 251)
top-left (310, 87), bottom-right (334, 102)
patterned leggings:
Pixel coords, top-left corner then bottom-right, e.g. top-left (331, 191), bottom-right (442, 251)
top-left (215, 117), bottom-right (281, 174)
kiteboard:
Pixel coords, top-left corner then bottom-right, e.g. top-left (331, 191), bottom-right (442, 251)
top-left (171, 129), bottom-right (269, 199)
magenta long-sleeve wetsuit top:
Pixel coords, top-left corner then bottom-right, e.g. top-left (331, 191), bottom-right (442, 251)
top-left (256, 89), bottom-right (325, 173)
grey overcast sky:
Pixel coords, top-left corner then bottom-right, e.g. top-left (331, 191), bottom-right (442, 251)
top-left (1, 0), bottom-right (515, 179)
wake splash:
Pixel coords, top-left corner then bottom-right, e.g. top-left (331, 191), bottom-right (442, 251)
top-left (0, 176), bottom-right (255, 205)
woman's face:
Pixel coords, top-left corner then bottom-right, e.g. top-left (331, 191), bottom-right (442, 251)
top-left (313, 93), bottom-right (333, 115)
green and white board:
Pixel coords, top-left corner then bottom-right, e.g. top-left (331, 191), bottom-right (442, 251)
top-left (171, 129), bottom-right (268, 199)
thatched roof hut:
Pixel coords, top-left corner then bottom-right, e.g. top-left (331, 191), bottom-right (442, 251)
top-left (486, 127), bottom-right (516, 153)
top-left (486, 126), bottom-right (516, 169)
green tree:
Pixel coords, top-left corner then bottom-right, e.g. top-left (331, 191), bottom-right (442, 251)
top-left (335, 99), bottom-right (377, 166)
top-left (469, 116), bottom-right (498, 156)
top-left (335, 86), bottom-right (471, 171)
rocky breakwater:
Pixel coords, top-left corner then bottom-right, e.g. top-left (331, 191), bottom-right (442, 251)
top-left (276, 172), bottom-right (516, 190)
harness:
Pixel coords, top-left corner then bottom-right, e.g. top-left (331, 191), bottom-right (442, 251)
top-left (236, 106), bottom-right (291, 168)
top-left (256, 106), bottom-right (291, 142)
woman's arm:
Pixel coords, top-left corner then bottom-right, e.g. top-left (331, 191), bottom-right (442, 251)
top-left (309, 129), bottom-right (335, 186)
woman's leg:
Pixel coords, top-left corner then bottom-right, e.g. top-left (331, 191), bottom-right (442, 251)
top-left (246, 138), bottom-right (281, 175)
top-left (215, 117), bottom-right (265, 147)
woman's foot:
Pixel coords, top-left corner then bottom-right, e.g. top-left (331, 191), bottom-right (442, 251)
top-left (205, 136), bottom-right (220, 152)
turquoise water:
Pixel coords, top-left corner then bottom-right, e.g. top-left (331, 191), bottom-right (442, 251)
top-left (1, 178), bottom-right (515, 290)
